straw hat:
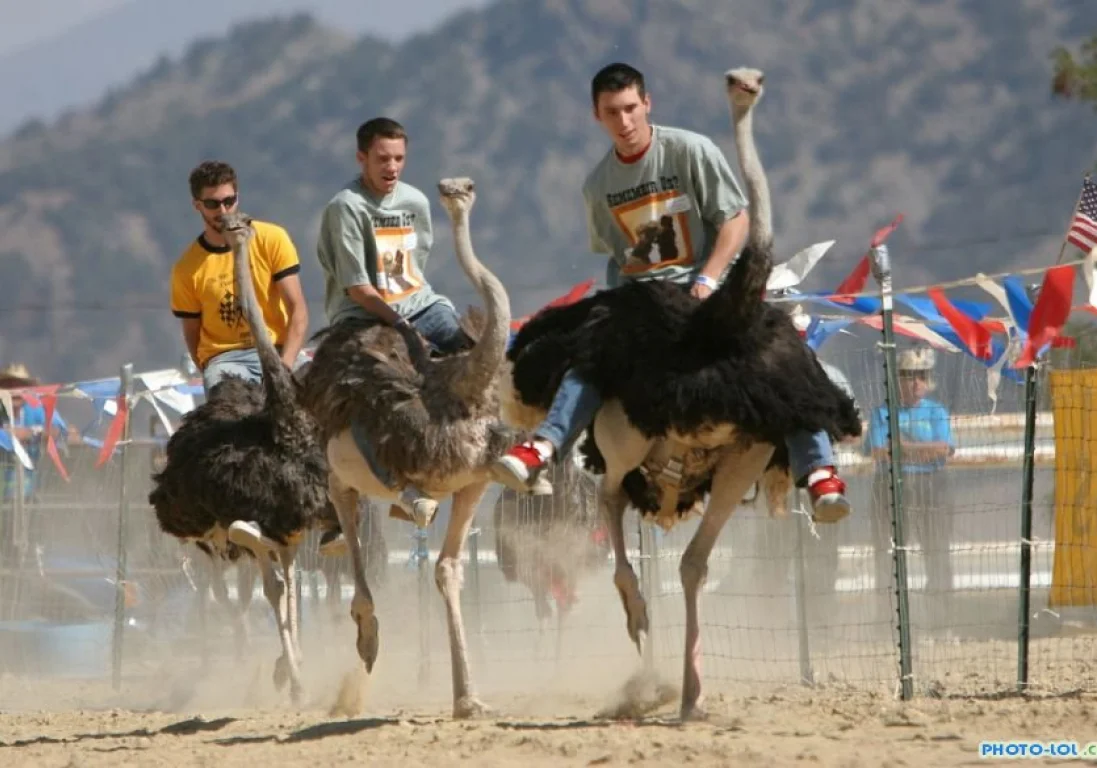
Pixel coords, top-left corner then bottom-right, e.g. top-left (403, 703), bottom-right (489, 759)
top-left (0, 362), bottom-right (36, 390)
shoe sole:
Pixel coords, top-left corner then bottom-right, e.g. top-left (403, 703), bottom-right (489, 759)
top-left (812, 499), bottom-right (851, 524)
top-left (491, 457), bottom-right (542, 493)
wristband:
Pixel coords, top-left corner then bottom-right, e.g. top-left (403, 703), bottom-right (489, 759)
top-left (693, 274), bottom-right (719, 291)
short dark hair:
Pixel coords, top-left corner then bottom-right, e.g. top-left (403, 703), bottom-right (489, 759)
top-left (591, 62), bottom-right (646, 107)
top-left (188, 161), bottom-right (237, 199)
top-left (356, 117), bottom-right (408, 153)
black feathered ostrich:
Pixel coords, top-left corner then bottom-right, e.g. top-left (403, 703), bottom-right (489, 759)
top-left (500, 68), bottom-right (862, 719)
top-left (148, 210), bottom-right (330, 703)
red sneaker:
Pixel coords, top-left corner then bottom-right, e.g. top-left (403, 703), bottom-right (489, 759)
top-left (806, 466), bottom-right (850, 523)
top-left (493, 441), bottom-right (551, 493)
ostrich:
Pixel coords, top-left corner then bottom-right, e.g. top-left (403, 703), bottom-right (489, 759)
top-left (501, 68), bottom-right (862, 720)
top-left (300, 177), bottom-right (514, 719)
top-left (493, 447), bottom-right (608, 659)
top-left (148, 210), bottom-right (330, 703)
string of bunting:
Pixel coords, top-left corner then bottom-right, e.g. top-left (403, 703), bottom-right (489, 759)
top-left (4, 176), bottom-right (1096, 473)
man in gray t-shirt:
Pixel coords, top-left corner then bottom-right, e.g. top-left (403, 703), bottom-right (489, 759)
top-left (493, 63), bottom-right (851, 523)
top-left (314, 117), bottom-right (472, 537)
top-left (316, 117), bottom-right (470, 354)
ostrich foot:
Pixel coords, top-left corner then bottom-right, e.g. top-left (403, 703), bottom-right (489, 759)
top-left (273, 654), bottom-right (304, 704)
top-left (680, 697), bottom-right (709, 722)
top-left (453, 695), bottom-right (492, 720)
top-left (613, 567), bottom-right (650, 654)
top-left (350, 594), bottom-right (379, 672)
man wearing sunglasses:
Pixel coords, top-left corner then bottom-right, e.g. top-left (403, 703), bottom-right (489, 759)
top-left (170, 160), bottom-right (310, 393)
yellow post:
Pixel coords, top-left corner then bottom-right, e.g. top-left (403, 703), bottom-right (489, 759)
top-left (1048, 369), bottom-right (1097, 607)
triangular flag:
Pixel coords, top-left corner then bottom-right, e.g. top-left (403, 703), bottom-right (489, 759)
top-left (928, 288), bottom-right (995, 360)
top-left (40, 394), bottom-right (70, 482)
top-left (96, 392), bottom-right (129, 467)
top-left (831, 255), bottom-right (870, 301)
top-left (1014, 265), bottom-right (1076, 368)
top-left (510, 279), bottom-right (595, 330)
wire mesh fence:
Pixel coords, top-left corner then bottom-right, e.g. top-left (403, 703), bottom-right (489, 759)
top-left (1, 327), bottom-right (1096, 709)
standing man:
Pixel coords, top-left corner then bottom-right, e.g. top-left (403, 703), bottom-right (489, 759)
top-left (492, 62), bottom-right (851, 520)
top-left (170, 160), bottom-right (310, 393)
top-left (315, 117), bottom-right (475, 524)
top-left (865, 347), bottom-right (955, 634)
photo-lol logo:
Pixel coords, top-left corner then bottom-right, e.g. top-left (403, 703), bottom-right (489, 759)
top-left (979, 741), bottom-right (1097, 759)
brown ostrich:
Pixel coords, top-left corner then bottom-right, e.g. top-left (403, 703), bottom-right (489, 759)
top-left (300, 177), bottom-right (517, 719)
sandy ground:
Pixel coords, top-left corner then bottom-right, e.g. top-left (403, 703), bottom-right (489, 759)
top-left (4, 677), bottom-right (1097, 767)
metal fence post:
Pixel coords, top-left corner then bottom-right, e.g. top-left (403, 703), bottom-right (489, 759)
top-left (111, 363), bottom-right (134, 691)
top-left (793, 490), bottom-right (815, 686)
top-left (415, 527), bottom-right (431, 688)
top-left (1016, 359), bottom-right (1041, 690)
top-left (870, 245), bottom-right (915, 701)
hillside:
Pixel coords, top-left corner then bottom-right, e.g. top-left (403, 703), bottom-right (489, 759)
top-left (0, 0), bottom-right (1095, 383)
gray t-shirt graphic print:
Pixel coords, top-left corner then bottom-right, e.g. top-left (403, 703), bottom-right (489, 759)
top-left (583, 124), bottom-right (748, 287)
top-left (317, 177), bottom-right (451, 324)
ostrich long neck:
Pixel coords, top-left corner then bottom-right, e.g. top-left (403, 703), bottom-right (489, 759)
top-left (450, 206), bottom-right (510, 401)
top-left (732, 105), bottom-right (773, 250)
top-left (231, 229), bottom-right (296, 410)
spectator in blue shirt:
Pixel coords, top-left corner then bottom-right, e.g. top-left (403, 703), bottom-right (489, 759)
top-left (0, 363), bottom-right (70, 502)
top-left (864, 347), bottom-right (956, 635)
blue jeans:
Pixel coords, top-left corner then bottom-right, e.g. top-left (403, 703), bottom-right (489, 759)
top-left (202, 347), bottom-right (310, 394)
top-left (406, 301), bottom-right (473, 355)
top-left (339, 301), bottom-right (472, 356)
top-left (534, 368), bottom-right (835, 481)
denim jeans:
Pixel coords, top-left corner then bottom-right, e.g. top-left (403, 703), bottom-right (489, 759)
top-left (202, 347), bottom-right (310, 394)
top-left (406, 301), bottom-right (473, 355)
top-left (533, 368), bottom-right (835, 481)
top-left (533, 369), bottom-right (603, 458)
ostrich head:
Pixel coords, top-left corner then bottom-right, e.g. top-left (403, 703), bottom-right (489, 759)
top-left (219, 210), bottom-right (255, 248)
top-left (725, 67), bottom-right (765, 111)
top-left (437, 177), bottom-right (476, 217)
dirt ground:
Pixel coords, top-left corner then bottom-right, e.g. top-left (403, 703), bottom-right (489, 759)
top-left (4, 653), bottom-right (1097, 767)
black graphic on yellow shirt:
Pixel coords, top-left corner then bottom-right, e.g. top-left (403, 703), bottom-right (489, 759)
top-left (607, 185), bottom-right (695, 276)
top-left (212, 274), bottom-right (252, 341)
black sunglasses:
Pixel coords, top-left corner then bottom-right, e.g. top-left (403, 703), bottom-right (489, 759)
top-left (199, 195), bottom-right (238, 211)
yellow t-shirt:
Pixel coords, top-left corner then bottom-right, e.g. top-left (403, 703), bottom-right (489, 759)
top-left (170, 220), bottom-right (300, 368)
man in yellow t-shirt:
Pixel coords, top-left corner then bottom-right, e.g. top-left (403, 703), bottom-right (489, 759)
top-left (170, 160), bottom-right (309, 393)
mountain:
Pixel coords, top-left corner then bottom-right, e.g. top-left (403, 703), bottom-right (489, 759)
top-left (0, 0), bottom-right (1095, 384)
top-left (0, 0), bottom-right (492, 138)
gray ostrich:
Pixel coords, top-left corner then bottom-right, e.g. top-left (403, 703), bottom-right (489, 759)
top-left (300, 177), bottom-right (514, 719)
top-left (148, 210), bottom-right (330, 702)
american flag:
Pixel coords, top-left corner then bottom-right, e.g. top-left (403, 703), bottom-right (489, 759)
top-left (1066, 176), bottom-right (1097, 253)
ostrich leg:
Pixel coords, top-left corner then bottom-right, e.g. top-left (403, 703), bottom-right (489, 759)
top-left (253, 549), bottom-right (303, 702)
top-left (437, 479), bottom-right (491, 719)
top-left (593, 401), bottom-right (655, 655)
top-left (678, 442), bottom-right (774, 721)
top-left (279, 544), bottom-right (302, 661)
top-left (328, 475), bottom-right (379, 672)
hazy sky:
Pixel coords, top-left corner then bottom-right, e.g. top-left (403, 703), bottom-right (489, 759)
top-left (0, 0), bottom-right (491, 135)
top-left (0, 0), bottom-right (130, 55)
